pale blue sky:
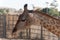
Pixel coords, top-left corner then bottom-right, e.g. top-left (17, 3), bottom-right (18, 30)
top-left (0, 0), bottom-right (60, 11)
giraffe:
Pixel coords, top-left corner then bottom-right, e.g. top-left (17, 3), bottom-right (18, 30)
top-left (12, 4), bottom-right (60, 38)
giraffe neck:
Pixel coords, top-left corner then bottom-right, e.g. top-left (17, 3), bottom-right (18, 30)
top-left (33, 12), bottom-right (60, 37)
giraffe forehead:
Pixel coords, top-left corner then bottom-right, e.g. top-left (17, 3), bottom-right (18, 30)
top-left (29, 13), bottom-right (34, 17)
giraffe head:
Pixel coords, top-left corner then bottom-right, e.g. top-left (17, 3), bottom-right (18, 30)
top-left (12, 4), bottom-right (33, 38)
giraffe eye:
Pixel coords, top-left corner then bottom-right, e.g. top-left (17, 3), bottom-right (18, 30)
top-left (21, 19), bottom-right (26, 22)
top-left (21, 17), bottom-right (26, 22)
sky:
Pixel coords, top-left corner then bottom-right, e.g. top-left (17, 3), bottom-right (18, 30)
top-left (0, 0), bottom-right (60, 11)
